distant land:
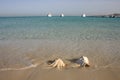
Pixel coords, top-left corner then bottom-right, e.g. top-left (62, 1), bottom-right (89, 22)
top-left (93, 13), bottom-right (120, 18)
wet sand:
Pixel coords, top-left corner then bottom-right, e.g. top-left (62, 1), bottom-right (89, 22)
top-left (0, 40), bottom-right (120, 80)
top-left (0, 66), bottom-right (120, 80)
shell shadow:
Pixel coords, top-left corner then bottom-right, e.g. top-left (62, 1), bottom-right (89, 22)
top-left (67, 58), bottom-right (90, 67)
top-left (67, 58), bottom-right (79, 63)
top-left (47, 60), bottom-right (55, 65)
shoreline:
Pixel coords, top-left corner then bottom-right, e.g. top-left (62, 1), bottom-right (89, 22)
top-left (0, 39), bottom-right (120, 68)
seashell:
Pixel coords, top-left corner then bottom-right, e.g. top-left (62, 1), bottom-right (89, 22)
top-left (76, 56), bottom-right (90, 67)
top-left (49, 58), bottom-right (66, 69)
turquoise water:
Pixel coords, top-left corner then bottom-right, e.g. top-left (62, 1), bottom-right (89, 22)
top-left (0, 16), bottom-right (120, 40)
top-left (0, 16), bottom-right (120, 69)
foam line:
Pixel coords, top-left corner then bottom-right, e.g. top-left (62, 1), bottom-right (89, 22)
top-left (0, 63), bottom-right (39, 71)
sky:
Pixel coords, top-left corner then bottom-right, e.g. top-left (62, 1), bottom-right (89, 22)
top-left (0, 0), bottom-right (120, 16)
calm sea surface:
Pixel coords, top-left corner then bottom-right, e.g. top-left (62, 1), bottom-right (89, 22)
top-left (0, 16), bottom-right (120, 40)
top-left (0, 16), bottom-right (120, 70)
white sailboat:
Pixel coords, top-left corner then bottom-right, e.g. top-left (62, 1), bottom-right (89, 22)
top-left (82, 14), bottom-right (86, 17)
top-left (60, 13), bottom-right (64, 17)
top-left (47, 13), bottom-right (52, 17)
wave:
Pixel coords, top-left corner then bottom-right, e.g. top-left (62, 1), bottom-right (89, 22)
top-left (0, 63), bottom-right (39, 71)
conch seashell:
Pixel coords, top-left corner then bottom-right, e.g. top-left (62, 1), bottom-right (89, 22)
top-left (76, 56), bottom-right (90, 67)
top-left (49, 58), bottom-right (66, 69)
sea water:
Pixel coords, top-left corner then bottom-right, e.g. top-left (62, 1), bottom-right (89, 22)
top-left (0, 16), bottom-right (120, 70)
top-left (0, 16), bottom-right (120, 40)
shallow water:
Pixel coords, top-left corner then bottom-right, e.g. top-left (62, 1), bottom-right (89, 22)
top-left (0, 16), bottom-right (120, 70)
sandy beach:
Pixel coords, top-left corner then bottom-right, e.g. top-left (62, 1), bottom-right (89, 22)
top-left (0, 40), bottom-right (120, 80)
